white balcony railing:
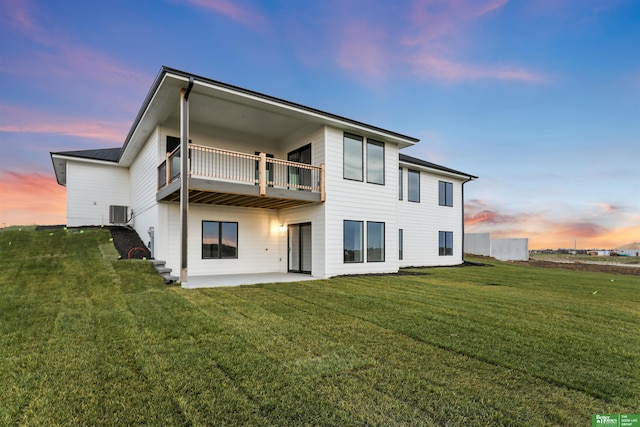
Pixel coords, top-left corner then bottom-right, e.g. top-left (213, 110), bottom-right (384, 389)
top-left (158, 144), bottom-right (324, 199)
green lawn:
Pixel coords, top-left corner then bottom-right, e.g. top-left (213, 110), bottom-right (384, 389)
top-left (1, 227), bottom-right (638, 426)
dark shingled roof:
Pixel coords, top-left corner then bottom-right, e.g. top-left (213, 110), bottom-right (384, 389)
top-left (399, 153), bottom-right (477, 179)
top-left (51, 147), bottom-right (121, 162)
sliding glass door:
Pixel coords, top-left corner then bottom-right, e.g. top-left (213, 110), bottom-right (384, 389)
top-left (288, 223), bottom-right (311, 274)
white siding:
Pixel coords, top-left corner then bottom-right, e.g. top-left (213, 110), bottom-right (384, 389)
top-left (277, 126), bottom-right (327, 277)
top-left (163, 204), bottom-right (282, 276)
top-left (129, 129), bottom-right (160, 257)
top-left (398, 168), bottom-right (465, 267)
top-left (323, 126), bottom-right (400, 277)
top-left (66, 161), bottom-right (129, 227)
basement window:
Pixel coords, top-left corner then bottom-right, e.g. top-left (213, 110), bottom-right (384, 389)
top-left (439, 231), bottom-right (453, 256)
top-left (202, 221), bottom-right (238, 259)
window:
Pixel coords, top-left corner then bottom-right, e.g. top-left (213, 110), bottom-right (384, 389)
top-left (398, 168), bottom-right (403, 200)
top-left (288, 144), bottom-right (312, 190)
top-left (343, 220), bottom-right (364, 263)
top-left (439, 181), bottom-right (453, 207)
top-left (439, 231), bottom-right (453, 256)
top-left (202, 221), bottom-right (238, 259)
top-left (408, 170), bottom-right (420, 202)
top-left (367, 222), bottom-right (385, 262)
top-left (399, 229), bottom-right (403, 260)
top-left (366, 140), bottom-right (384, 185)
top-left (343, 133), bottom-right (363, 181)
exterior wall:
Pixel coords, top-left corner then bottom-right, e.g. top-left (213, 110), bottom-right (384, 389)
top-left (492, 238), bottom-right (529, 261)
top-left (464, 232), bottom-right (492, 257)
top-left (163, 203), bottom-right (282, 276)
top-left (278, 126), bottom-right (327, 278)
top-left (323, 126), bottom-right (400, 277)
top-left (129, 128), bottom-right (160, 257)
top-left (398, 168), bottom-right (465, 267)
top-left (66, 161), bottom-right (130, 227)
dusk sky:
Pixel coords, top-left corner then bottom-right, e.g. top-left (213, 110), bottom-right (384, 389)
top-left (1, 0), bottom-right (638, 249)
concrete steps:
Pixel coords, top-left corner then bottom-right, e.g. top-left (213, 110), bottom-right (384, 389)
top-left (152, 260), bottom-right (178, 284)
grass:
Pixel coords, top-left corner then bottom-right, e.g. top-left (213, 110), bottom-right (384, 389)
top-left (1, 227), bottom-right (638, 426)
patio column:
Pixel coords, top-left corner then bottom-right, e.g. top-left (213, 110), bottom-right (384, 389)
top-left (180, 79), bottom-right (193, 284)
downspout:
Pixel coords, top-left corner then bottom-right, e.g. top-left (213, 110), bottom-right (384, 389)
top-left (461, 176), bottom-right (474, 264)
top-left (179, 77), bottom-right (194, 285)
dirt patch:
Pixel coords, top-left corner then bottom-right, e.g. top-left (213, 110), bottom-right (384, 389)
top-left (520, 259), bottom-right (640, 276)
top-left (108, 227), bottom-right (150, 260)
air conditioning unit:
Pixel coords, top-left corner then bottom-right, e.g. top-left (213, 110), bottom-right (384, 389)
top-left (109, 205), bottom-right (129, 224)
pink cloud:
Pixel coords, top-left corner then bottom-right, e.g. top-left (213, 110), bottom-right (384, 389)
top-left (0, 0), bottom-right (150, 104)
top-left (182, 0), bottom-right (268, 31)
top-left (1, 0), bottom-right (35, 31)
top-left (335, 21), bottom-right (390, 81)
top-left (409, 53), bottom-right (544, 82)
top-left (0, 104), bottom-right (129, 143)
top-left (331, 0), bottom-right (544, 83)
top-left (0, 171), bottom-right (66, 226)
top-left (465, 198), bottom-right (638, 249)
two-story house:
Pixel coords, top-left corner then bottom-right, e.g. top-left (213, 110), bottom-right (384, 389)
top-left (51, 66), bottom-right (476, 287)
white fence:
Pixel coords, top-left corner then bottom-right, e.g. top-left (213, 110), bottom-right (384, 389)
top-left (465, 233), bottom-right (529, 261)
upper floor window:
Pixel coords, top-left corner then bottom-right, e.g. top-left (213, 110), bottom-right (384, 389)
top-left (408, 169), bottom-right (420, 202)
top-left (202, 221), bottom-right (238, 259)
top-left (366, 140), bottom-right (384, 185)
top-left (343, 133), bottom-right (363, 181)
top-left (439, 181), bottom-right (453, 207)
top-left (344, 133), bottom-right (385, 185)
top-left (398, 168), bottom-right (403, 200)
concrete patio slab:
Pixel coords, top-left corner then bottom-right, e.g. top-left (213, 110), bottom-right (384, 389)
top-left (181, 272), bottom-right (319, 289)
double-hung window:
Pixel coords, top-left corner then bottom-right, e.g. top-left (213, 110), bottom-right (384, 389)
top-left (439, 231), bottom-right (453, 256)
top-left (202, 221), bottom-right (238, 259)
top-left (408, 170), bottom-right (420, 202)
top-left (439, 181), bottom-right (453, 207)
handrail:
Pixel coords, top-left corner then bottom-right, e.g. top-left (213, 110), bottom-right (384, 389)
top-left (158, 143), bottom-right (324, 196)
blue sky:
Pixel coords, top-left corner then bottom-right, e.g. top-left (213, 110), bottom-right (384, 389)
top-left (1, 0), bottom-right (638, 248)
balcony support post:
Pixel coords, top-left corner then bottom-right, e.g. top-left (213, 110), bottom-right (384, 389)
top-left (179, 78), bottom-right (193, 285)
top-left (259, 152), bottom-right (267, 196)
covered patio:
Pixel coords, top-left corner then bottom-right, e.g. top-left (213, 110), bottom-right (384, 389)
top-left (182, 272), bottom-right (320, 289)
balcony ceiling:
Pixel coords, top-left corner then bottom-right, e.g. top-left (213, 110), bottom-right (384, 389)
top-left (120, 69), bottom-right (417, 166)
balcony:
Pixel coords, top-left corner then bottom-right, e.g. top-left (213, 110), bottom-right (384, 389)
top-left (157, 144), bottom-right (325, 209)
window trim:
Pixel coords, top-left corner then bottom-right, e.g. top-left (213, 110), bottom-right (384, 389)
top-left (367, 221), bottom-right (385, 262)
top-left (366, 139), bottom-right (385, 185)
top-left (343, 220), bottom-right (364, 263)
top-left (202, 221), bottom-right (238, 259)
top-left (343, 133), bottom-right (364, 182)
top-left (438, 181), bottom-right (453, 207)
top-left (408, 169), bottom-right (420, 203)
top-left (439, 231), bottom-right (453, 256)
